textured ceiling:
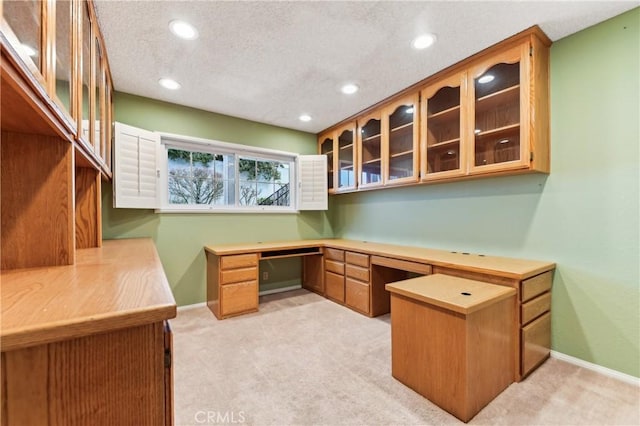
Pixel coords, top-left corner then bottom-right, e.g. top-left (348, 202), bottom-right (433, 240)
top-left (94, 1), bottom-right (638, 134)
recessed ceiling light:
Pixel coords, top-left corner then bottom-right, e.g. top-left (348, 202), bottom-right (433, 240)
top-left (158, 78), bottom-right (181, 90)
top-left (405, 107), bottom-right (414, 114)
top-left (412, 33), bottom-right (437, 50)
top-left (499, 139), bottom-right (511, 144)
top-left (341, 83), bottom-right (359, 95)
top-left (169, 20), bottom-right (199, 40)
top-left (478, 74), bottom-right (495, 84)
top-left (474, 129), bottom-right (481, 134)
top-left (299, 114), bottom-right (312, 122)
top-left (21, 43), bottom-right (37, 57)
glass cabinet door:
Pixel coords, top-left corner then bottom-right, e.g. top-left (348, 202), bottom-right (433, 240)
top-left (471, 46), bottom-right (528, 172)
top-left (319, 134), bottom-right (335, 192)
top-left (1, 0), bottom-right (44, 78)
top-left (384, 95), bottom-right (418, 184)
top-left (336, 123), bottom-right (356, 190)
top-left (421, 74), bottom-right (465, 179)
top-left (358, 114), bottom-right (382, 187)
top-left (94, 36), bottom-right (104, 156)
top-left (53, 0), bottom-right (73, 119)
top-left (80, 1), bottom-right (92, 147)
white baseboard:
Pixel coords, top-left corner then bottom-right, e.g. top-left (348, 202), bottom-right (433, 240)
top-left (259, 284), bottom-right (302, 296)
top-left (177, 302), bottom-right (207, 312)
top-left (550, 350), bottom-right (639, 387)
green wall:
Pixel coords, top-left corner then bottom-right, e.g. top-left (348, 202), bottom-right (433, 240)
top-left (329, 9), bottom-right (639, 377)
top-left (102, 93), bottom-right (333, 306)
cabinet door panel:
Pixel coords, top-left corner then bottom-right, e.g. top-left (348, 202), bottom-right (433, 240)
top-left (336, 123), bottom-right (356, 191)
top-left (221, 281), bottom-right (258, 316)
top-left (421, 73), bottom-right (467, 180)
top-left (384, 95), bottom-right (419, 185)
top-left (357, 113), bottom-right (383, 188)
top-left (470, 44), bottom-right (530, 174)
top-left (346, 278), bottom-right (370, 314)
top-left (325, 271), bottom-right (345, 303)
top-left (521, 312), bottom-right (550, 376)
top-left (319, 133), bottom-right (336, 192)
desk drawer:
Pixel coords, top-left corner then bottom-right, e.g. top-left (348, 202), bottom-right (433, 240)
top-left (346, 278), bottom-right (370, 314)
top-left (346, 251), bottom-right (369, 268)
top-left (325, 271), bottom-right (345, 303)
top-left (221, 254), bottom-right (258, 270)
top-left (221, 267), bottom-right (258, 285)
top-left (521, 292), bottom-right (551, 325)
top-left (521, 312), bottom-right (551, 376)
top-left (325, 248), bottom-right (345, 262)
top-left (521, 271), bottom-right (552, 302)
top-left (346, 264), bottom-right (369, 283)
top-left (325, 259), bottom-right (345, 275)
top-left (221, 281), bottom-right (258, 316)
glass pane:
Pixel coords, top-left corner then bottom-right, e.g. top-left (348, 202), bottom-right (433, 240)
top-left (55, 0), bottom-right (72, 114)
top-left (360, 118), bottom-right (381, 185)
top-left (167, 149), bottom-right (233, 205)
top-left (3, 0), bottom-right (42, 72)
top-left (239, 158), bottom-right (290, 207)
top-left (338, 129), bottom-right (354, 188)
top-left (426, 85), bottom-right (461, 174)
top-left (81, 3), bottom-right (92, 143)
top-left (94, 38), bottom-right (103, 154)
top-left (474, 62), bottom-right (520, 166)
top-left (388, 105), bottom-right (414, 180)
top-left (320, 137), bottom-right (334, 189)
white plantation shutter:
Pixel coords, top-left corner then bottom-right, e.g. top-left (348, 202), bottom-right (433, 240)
top-left (114, 122), bottom-right (159, 208)
top-left (297, 155), bottom-right (327, 211)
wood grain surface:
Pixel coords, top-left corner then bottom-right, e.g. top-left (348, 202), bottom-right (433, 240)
top-left (0, 238), bottom-right (176, 351)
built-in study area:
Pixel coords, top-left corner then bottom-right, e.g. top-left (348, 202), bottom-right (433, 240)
top-left (1, 2), bottom-right (638, 425)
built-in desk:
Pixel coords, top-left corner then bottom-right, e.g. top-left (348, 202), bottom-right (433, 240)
top-left (204, 239), bottom-right (555, 381)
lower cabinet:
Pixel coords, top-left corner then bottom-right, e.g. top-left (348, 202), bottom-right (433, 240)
top-left (325, 270), bottom-right (345, 303)
top-left (344, 252), bottom-right (371, 315)
top-left (1, 321), bottom-right (173, 426)
top-left (324, 249), bottom-right (346, 303)
top-left (220, 281), bottom-right (259, 317)
top-left (207, 252), bottom-right (259, 319)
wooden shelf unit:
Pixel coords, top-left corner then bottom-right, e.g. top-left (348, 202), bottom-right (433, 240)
top-left (1, 3), bottom-right (175, 424)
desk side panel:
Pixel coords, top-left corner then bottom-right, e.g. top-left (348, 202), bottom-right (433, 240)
top-left (206, 252), bottom-right (221, 319)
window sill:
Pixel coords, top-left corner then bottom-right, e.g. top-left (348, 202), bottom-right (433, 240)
top-left (154, 207), bottom-right (299, 214)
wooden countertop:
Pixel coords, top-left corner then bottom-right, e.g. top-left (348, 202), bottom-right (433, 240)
top-left (204, 238), bottom-right (555, 280)
top-left (386, 274), bottom-right (516, 315)
top-left (1, 238), bottom-right (177, 352)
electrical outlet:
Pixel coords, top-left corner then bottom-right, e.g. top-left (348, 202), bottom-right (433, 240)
top-left (262, 271), bottom-right (269, 280)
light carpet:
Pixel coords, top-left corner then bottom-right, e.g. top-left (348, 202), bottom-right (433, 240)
top-left (171, 289), bottom-right (639, 426)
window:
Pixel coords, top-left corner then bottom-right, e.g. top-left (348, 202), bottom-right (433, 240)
top-left (114, 123), bottom-right (327, 212)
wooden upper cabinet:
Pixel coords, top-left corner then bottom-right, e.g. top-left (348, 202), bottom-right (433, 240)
top-left (357, 111), bottom-right (383, 189)
top-left (469, 43), bottom-right (530, 174)
top-left (421, 72), bottom-right (467, 180)
top-left (318, 132), bottom-right (336, 193)
top-left (384, 94), bottom-right (419, 185)
top-left (336, 122), bottom-right (357, 191)
top-left (318, 27), bottom-right (550, 194)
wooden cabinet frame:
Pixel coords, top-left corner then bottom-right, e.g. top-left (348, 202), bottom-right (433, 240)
top-left (420, 72), bottom-right (468, 181)
top-left (356, 110), bottom-right (384, 189)
top-left (382, 94), bottom-right (420, 186)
